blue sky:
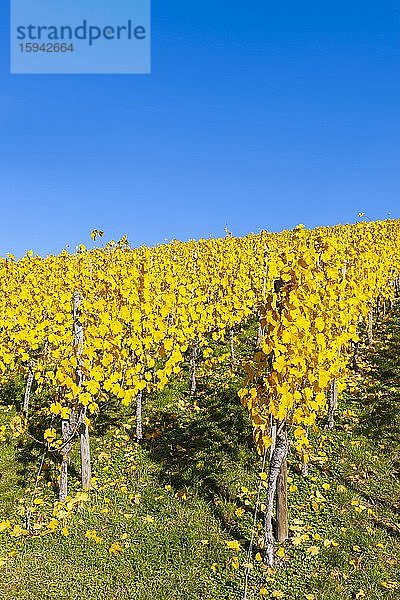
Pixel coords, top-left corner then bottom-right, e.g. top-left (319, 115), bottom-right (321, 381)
top-left (1, 1), bottom-right (399, 257)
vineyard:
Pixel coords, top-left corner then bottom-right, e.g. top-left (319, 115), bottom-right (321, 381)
top-left (0, 220), bottom-right (400, 599)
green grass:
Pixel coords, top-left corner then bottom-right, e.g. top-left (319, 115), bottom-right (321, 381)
top-left (0, 313), bottom-right (399, 599)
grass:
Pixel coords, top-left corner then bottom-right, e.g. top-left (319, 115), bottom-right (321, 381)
top-left (0, 311), bottom-right (399, 599)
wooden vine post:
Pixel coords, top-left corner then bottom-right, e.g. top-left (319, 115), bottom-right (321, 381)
top-left (263, 277), bottom-right (289, 565)
top-left (129, 349), bottom-right (144, 443)
top-left (395, 276), bottom-right (400, 298)
top-left (60, 292), bottom-right (90, 500)
top-left (73, 292), bottom-right (92, 490)
top-left (136, 390), bottom-right (143, 442)
top-left (325, 379), bottom-right (338, 430)
top-left (275, 427), bottom-right (289, 542)
top-left (273, 278), bottom-right (289, 542)
top-left (22, 360), bottom-right (35, 416)
top-left (80, 413), bottom-right (92, 489)
top-left (59, 416), bottom-right (72, 501)
top-left (263, 427), bottom-right (289, 565)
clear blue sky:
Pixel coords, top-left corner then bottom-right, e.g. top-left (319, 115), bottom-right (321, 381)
top-left (1, 1), bottom-right (399, 257)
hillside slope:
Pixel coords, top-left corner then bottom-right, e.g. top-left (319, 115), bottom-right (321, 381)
top-left (0, 310), bottom-right (399, 600)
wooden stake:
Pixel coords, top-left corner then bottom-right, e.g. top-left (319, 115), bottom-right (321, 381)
top-left (263, 429), bottom-right (289, 566)
top-left (276, 454), bottom-right (288, 542)
top-left (22, 360), bottom-right (34, 416)
top-left (59, 418), bottom-right (70, 502)
top-left (72, 292), bottom-right (92, 491)
top-left (325, 379), bottom-right (338, 430)
top-left (136, 390), bottom-right (143, 442)
top-left (80, 409), bottom-right (91, 489)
